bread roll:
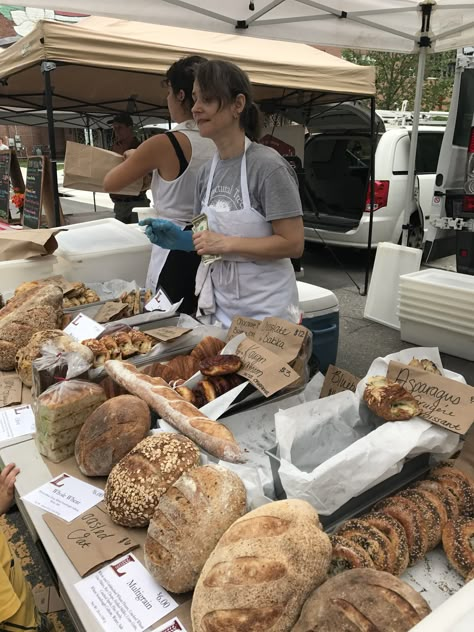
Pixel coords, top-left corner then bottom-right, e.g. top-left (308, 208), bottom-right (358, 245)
top-left (191, 499), bottom-right (331, 632)
top-left (104, 433), bottom-right (200, 527)
top-left (292, 568), bottom-right (430, 632)
top-left (0, 284), bottom-right (63, 370)
top-left (75, 395), bottom-right (151, 477)
top-left (145, 464), bottom-right (247, 593)
top-left (104, 360), bottom-right (244, 463)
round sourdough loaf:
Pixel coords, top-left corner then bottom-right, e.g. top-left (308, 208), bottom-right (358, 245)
top-left (292, 568), bottom-right (430, 632)
top-left (191, 499), bottom-right (331, 632)
top-left (75, 395), bottom-right (151, 477)
top-left (105, 433), bottom-right (200, 527)
top-left (145, 464), bottom-right (247, 594)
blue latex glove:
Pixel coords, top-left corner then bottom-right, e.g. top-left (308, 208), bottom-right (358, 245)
top-left (139, 218), bottom-right (194, 251)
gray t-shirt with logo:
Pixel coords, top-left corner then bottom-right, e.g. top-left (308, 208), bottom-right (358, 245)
top-left (193, 142), bottom-right (303, 221)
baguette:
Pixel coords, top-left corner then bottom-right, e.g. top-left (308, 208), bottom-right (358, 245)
top-left (104, 360), bottom-right (245, 463)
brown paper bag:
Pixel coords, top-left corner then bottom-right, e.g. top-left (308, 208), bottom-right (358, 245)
top-left (63, 141), bottom-right (144, 195)
top-left (0, 228), bottom-right (63, 261)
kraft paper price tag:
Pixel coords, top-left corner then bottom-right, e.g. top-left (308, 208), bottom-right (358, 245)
top-left (146, 326), bottom-right (191, 342)
top-left (320, 365), bottom-right (360, 399)
top-left (235, 337), bottom-right (299, 397)
top-left (227, 315), bottom-right (261, 341)
top-left (0, 372), bottom-right (23, 407)
top-left (386, 360), bottom-right (474, 434)
top-left (75, 553), bottom-right (178, 632)
top-left (43, 502), bottom-right (139, 577)
top-left (94, 301), bottom-right (128, 323)
top-left (22, 473), bottom-right (104, 522)
top-left (64, 312), bottom-right (105, 341)
top-left (255, 317), bottom-right (309, 363)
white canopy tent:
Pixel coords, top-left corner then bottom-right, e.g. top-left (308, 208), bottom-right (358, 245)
top-left (8, 0), bottom-right (474, 250)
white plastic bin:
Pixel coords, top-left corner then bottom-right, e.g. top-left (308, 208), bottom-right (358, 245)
top-left (0, 255), bottom-right (57, 292)
top-left (400, 317), bottom-right (474, 361)
top-left (400, 268), bottom-right (474, 299)
top-left (53, 218), bottom-right (151, 285)
top-left (297, 281), bottom-right (339, 374)
top-left (364, 242), bottom-right (422, 329)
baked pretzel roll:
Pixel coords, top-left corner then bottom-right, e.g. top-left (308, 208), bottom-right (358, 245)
top-left (336, 519), bottom-right (395, 573)
top-left (328, 535), bottom-right (375, 576)
top-left (429, 465), bottom-right (474, 516)
top-left (412, 479), bottom-right (460, 521)
top-left (190, 336), bottom-right (225, 361)
top-left (442, 517), bottom-right (474, 580)
top-left (200, 354), bottom-right (242, 377)
top-left (81, 339), bottom-right (110, 367)
top-left (374, 496), bottom-right (429, 566)
top-left (363, 376), bottom-right (421, 421)
top-left (398, 488), bottom-right (447, 550)
top-left (166, 354), bottom-right (200, 381)
top-left (408, 358), bottom-right (442, 375)
top-left (360, 513), bottom-right (409, 576)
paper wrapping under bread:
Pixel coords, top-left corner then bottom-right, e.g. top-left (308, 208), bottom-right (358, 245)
top-left (104, 360), bottom-right (245, 463)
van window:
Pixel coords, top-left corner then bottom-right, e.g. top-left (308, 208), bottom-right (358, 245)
top-left (415, 132), bottom-right (444, 173)
top-left (453, 69), bottom-right (474, 147)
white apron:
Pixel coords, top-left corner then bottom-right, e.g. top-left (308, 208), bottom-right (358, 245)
top-left (196, 138), bottom-right (299, 327)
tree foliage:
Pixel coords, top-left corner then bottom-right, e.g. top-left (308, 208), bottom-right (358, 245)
top-left (342, 49), bottom-right (456, 111)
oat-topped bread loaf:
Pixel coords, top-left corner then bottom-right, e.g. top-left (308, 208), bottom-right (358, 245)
top-left (191, 499), bottom-right (331, 632)
top-left (292, 568), bottom-right (431, 632)
top-left (105, 433), bottom-right (200, 527)
top-left (75, 395), bottom-right (151, 477)
top-left (15, 330), bottom-right (93, 387)
top-left (363, 375), bottom-right (420, 421)
top-left (145, 464), bottom-right (247, 594)
top-left (0, 284), bottom-right (63, 370)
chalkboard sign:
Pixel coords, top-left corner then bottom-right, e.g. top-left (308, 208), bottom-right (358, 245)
top-left (0, 151), bottom-right (11, 221)
top-left (23, 156), bottom-right (44, 229)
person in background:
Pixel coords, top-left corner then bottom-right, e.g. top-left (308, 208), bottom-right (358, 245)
top-left (142, 60), bottom-right (304, 326)
top-left (104, 57), bottom-right (215, 314)
top-left (108, 113), bottom-right (150, 224)
top-left (0, 138), bottom-right (9, 151)
top-left (0, 463), bottom-right (49, 631)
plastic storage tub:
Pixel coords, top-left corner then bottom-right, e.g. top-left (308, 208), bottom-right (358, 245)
top-left (0, 255), bottom-right (57, 292)
top-left (53, 218), bottom-right (152, 285)
top-left (297, 281), bottom-right (339, 374)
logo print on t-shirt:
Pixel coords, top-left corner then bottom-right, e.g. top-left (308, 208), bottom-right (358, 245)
top-left (209, 185), bottom-right (243, 212)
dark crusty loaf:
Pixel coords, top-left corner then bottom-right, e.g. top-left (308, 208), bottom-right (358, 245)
top-left (105, 360), bottom-right (245, 463)
top-left (75, 395), bottom-right (151, 477)
top-left (0, 284), bottom-right (63, 370)
top-left (104, 433), bottom-right (200, 527)
top-left (145, 464), bottom-right (247, 594)
top-left (191, 499), bottom-right (331, 632)
top-left (292, 568), bottom-right (431, 632)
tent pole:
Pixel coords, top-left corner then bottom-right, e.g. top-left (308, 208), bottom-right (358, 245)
top-left (363, 96), bottom-right (377, 296)
top-left (41, 61), bottom-right (61, 227)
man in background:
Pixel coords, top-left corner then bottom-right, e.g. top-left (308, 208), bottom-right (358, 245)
top-left (109, 113), bottom-right (150, 223)
top-left (0, 137), bottom-right (9, 151)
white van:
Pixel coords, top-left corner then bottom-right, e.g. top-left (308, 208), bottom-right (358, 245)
top-left (427, 48), bottom-right (474, 273)
top-left (301, 103), bottom-right (444, 250)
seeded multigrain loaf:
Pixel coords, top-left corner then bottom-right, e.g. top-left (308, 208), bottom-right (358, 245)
top-left (104, 434), bottom-right (200, 527)
top-left (0, 284), bottom-right (63, 370)
top-left (75, 395), bottom-right (151, 477)
top-left (191, 499), bottom-right (332, 632)
top-left (292, 568), bottom-right (430, 632)
top-left (145, 464), bottom-right (247, 593)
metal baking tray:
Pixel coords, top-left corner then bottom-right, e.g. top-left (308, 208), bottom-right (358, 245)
top-left (265, 446), bottom-right (431, 531)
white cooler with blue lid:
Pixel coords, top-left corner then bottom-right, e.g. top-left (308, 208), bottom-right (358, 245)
top-left (297, 281), bottom-right (339, 374)
top-left (53, 218), bottom-right (152, 285)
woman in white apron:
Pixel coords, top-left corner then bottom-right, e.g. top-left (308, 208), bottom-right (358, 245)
top-left (103, 56), bottom-right (215, 313)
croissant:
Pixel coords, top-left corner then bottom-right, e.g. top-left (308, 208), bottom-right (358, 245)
top-left (166, 355), bottom-right (200, 381)
top-left (363, 376), bottom-right (420, 421)
top-left (142, 362), bottom-right (179, 384)
top-left (190, 336), bottom-right (226, 361)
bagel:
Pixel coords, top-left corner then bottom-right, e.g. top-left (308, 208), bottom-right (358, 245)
top-left (442, 517), bottom-right (474, 581)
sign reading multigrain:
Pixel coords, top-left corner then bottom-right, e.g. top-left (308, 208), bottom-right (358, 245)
top-left (235, 337), bottom-right (299, 397)
top-left (387, 360), bottom-right (474, 434)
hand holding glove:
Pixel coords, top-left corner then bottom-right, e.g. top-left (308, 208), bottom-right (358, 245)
top-left (139, 218), bottom-right (194, 251)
